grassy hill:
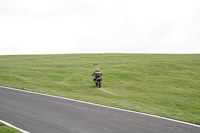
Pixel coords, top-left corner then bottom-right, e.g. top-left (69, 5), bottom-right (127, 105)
top-left (0, 54), bottom-right (199, 124)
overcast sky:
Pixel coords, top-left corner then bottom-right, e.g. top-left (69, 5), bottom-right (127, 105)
top-left (0, 0), bottom-right (200, 55)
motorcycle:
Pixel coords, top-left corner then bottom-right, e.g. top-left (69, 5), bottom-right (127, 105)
top-left (94, 77), bottom-right (102, 88)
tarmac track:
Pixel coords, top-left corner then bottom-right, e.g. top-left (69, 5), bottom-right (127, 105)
top-left (0, 86), bottom-right (199, 133)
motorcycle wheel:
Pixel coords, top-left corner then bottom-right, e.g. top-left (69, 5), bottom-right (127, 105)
top-left (96, 82), bottom-right (98, 87)
top-left (99, 81), bottom-right (101, 88)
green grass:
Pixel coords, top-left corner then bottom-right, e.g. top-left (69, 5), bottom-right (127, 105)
top-left (0, 122), bottom-right (22, 133)
top-left (0, 54), bottom-right (199, 124)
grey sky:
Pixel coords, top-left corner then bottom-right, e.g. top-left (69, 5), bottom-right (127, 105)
top-left (0, 0), bottom-right (200, 55)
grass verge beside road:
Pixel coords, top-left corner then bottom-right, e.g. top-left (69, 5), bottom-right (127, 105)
top-left (0, 122), bottom-right (22, 133)
top-left (0, 54), bottom-right (199, 124)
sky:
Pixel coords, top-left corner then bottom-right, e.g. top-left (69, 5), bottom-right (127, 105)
top-left (0, 0), bottom-right (200, 55)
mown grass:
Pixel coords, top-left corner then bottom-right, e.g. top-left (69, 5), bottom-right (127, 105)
top-left (0, 122), bottom-right (22, 133)
top-left (0, 54), bottom-right (199, 124)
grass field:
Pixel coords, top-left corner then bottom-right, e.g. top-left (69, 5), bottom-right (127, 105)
top-left (0, 54), bottom-right (199, 124)
top-left (0, 122), bottom-right (22, 133)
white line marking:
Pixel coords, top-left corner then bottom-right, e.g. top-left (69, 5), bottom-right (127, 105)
top-left (0, 120), bottom-right (29, 133)
top-left (1, 86), bottom-right (200, 128)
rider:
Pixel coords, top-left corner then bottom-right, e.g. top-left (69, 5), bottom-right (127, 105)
top-left (92, 68), bottom-right (102, 82)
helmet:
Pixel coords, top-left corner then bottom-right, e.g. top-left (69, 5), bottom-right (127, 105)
top-left (96, 68), bottom-right (99, 71)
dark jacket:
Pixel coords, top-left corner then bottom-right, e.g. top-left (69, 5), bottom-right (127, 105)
top-left (92, 70), bottom-right (102, 77)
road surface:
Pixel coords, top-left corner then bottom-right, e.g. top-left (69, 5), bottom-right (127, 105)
top-left (0, 86), bottom-right (199, 133)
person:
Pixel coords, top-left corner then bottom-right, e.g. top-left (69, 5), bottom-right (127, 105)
top-left (92, 68), bottom-right (102, 82)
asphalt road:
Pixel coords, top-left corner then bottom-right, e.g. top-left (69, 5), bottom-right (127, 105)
top-left (0, 86), bottom-right (199, 133)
